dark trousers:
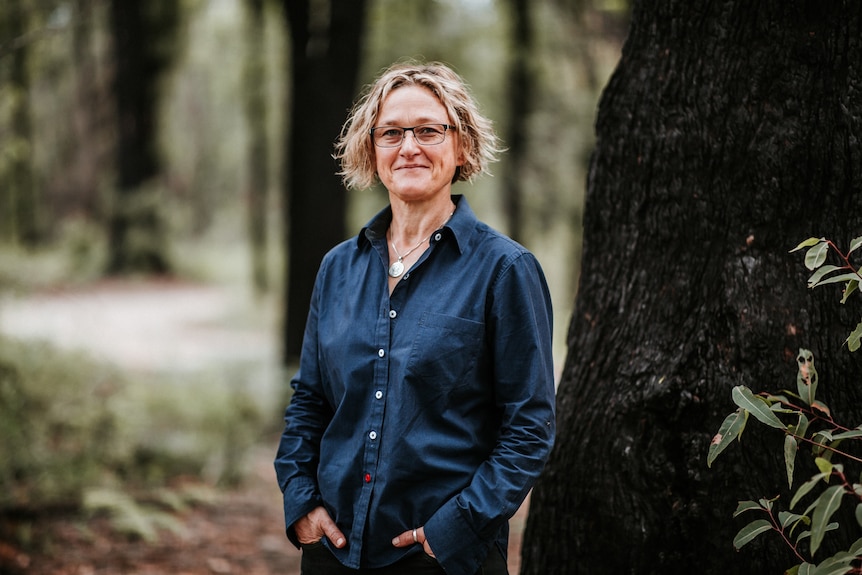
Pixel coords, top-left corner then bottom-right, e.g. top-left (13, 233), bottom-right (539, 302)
top-left (300, 541), bottom-right (509, 575)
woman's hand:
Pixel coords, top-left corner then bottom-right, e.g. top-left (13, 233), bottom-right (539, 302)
top-left (294, 506), bottom-right (346, 548)
top-left (391, 526), bottom-right (435, 557)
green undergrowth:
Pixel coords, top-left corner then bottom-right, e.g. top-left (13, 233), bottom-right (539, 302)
top-left (0, 334), bottom-right (278, 540)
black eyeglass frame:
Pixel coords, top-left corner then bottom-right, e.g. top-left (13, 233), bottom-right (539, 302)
top-left (369, 123), bottom-right (455, 148)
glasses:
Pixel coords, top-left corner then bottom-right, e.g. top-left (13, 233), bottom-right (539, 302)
top-left (370, 123), bottom-right (454, 148)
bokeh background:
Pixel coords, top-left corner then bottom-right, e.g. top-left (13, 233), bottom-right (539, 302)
top-left (0, 1), bottom-right (629, 572)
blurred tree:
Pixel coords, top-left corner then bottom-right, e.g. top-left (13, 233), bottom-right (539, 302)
top-left (65, 0), bottom-right (113, 225)
top-left (0, 0), bottom-right (37, 245)
top-left (501, 0), bottom-right (532, 244)
top-left (282, 0), bottom-right (367, 362)
top-left (522, 1), bottom-right (862, 573)
top-left (244, 0), bottom-right (271, 295)
top-left (106, 0), bottom-right (181, 274)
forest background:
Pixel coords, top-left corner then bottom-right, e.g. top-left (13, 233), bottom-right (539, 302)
top-left (0, 0), bottom-right (629, 572)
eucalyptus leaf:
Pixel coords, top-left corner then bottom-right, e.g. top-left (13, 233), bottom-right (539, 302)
top-left (845, 320), bottom-right (862, 352)
top-left (805, 242), bottom-right (829, 270)
top-left (779, 510), bottom-right (808, 529)
top-left (794, 413), bottom-right (810, 439)
top-left (830, 429), bottom-right (862, 441)
top-left (849, 236), bottom-right (862, 255)
top-left (791, 237), bottom-right (825, 253)
top-left (810, 553), bottom-right (854, 575)
top-left (841, 280), bottom-right (858, 304)
top-left (732, 386), bottom-right (787, 430)
top-left (814, 431), bottom-right (834, 443)
top-left (810, 486), bottom-right (845, 556)
top-left (812, 272), bottom-right (860, 288)
top-left (733, 500), bottom-right (764, 517)
top-left (811, 401), bottom-right (831, 418)
top-left (708, 408), bottom-right (747, 467)
top-left (856, 503), bottom-right (862, 529)
top-left (848, 535), bottom-right (862, 555)
top-left (796, 349), bottom-right (817, 405)
top-left (797, 522), bottom-right (839, 544)
top-left (785, 435), bottom-right (798, 488)
top-left (806, 265), bottom-right (846, 287)
top-left (796, 563), bottom-right (815, 575)
top-left (733, 519), bottom-right (773, 549)
top-left (791, 473), bottom-right (829, 509)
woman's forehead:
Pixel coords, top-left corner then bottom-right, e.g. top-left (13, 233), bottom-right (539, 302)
top-left (376, 85), bottom-right (449, 124)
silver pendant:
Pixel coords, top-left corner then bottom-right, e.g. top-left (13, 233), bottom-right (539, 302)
top-left (388, 260), bottom-right (405, 278)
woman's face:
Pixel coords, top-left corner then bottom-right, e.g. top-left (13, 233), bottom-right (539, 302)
top-left (374, 85), bottom-right (463, 205)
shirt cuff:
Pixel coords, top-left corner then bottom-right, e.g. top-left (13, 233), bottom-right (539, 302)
top-left (423, 499), bottom-right (495, 575)
top-left (281, 475), bottom-right (323, 549)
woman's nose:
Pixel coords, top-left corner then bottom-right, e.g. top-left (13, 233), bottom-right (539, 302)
top-left (399, 130), bottom-right (420, 152)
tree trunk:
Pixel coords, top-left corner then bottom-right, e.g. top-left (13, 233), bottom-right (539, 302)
top-left (522, 1), bottom-right (862, 574)
top-left (501, 0), bottom-right (532, 244)
top-left (244, 0), bottom-right (270, 296)
top-left (282, 0), bottom-right (367, 362)
top-left (106, 0), bottom-right (179, 274)
top-left (0, 0), bottom-right (37, 245)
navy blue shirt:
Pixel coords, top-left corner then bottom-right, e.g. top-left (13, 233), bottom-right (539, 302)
top-left (275, 195), bottom-right (555, 575)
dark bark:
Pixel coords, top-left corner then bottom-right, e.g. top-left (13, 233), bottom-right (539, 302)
top-left (282, 0), bottom-right (367, 362)
top-left (106, 0), bottom-right (179, 274)
top-left (522, 1), bottom-right (862, 574)
top-left (244, 0), bottom-right (270, 295)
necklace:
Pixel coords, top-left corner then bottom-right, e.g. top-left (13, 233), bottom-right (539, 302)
top-left (387, 211), bottom-right (454, 278)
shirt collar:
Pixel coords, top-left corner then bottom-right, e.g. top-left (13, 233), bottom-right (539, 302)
top-left (359, 194), bottom-right (476, 255)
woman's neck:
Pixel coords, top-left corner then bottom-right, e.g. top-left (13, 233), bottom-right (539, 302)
top-left (388, 196), bottom-right (456, 247)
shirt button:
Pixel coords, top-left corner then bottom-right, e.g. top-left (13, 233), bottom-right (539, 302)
top-left (378, 349), bottom-right (385, 358)
top-left (403, 273), bottom-right (410, 279)
top-left (375, 390), bottom-right (383, 400)
top-left (369, 431), bottom-right (377, 440)
top-left (434, 232), bottom-right (442, 242)
top-left (389, 309), bottom-right (397, 319)
top-left (365, 473), bottom-right (371, 483)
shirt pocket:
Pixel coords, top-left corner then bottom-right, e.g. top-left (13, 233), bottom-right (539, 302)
top-left (405, 312), bottom-right (484, 397)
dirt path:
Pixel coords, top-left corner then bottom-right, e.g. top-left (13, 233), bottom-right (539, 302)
top-left (0, 281), bottom-right (527, 574)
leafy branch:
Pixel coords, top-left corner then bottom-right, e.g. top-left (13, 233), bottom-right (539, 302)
top-left (707, 237), bottom-right (862, 575)
top-left (791, 237), bottom-right (862, 351)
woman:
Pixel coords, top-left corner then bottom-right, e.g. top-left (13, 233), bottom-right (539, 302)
top-left (275, 61), bottom-right (555, 575)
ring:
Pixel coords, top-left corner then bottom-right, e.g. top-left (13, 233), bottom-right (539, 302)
top-left (412, 528), bottom-right (418, 543)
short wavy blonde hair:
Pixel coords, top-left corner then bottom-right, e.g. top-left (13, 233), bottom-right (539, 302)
top-left (334, 61), bottom-right (501, 190)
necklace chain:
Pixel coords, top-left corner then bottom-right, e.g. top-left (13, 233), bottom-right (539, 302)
top-left (388, 211), bottom-right (454, 278)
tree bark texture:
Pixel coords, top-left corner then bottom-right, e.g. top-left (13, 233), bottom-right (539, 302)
top-left (523, 1), bottom-right (862, 574)
top-left (282, 0), bottom-right (366, 362)
top-left (107, 0), bottom-right (179, 274)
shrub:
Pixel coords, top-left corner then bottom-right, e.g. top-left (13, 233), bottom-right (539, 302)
top-left (708, 237), bottom-right (862, 575)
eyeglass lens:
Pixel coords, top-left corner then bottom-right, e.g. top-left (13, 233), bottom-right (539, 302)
top-left (372, 124), bottom-right (449, 147)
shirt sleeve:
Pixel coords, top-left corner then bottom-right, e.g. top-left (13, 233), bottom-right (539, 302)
top-left (423, 251), bottom-right (556, 575)
top-left (273, 264), bottom-right (332, 548)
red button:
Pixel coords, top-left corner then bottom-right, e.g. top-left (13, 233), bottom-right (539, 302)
top-left (365, 473), bottom-right (371, 483)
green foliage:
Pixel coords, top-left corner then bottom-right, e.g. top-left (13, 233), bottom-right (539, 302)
top-left (708, 238), bottom-right (862, 574)
top-left (0, 335), bottom-right (268, 517)
top-left (790, 237), bottom-right (862, 351)
top-left (0, 337), bottom-right (119, 510)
